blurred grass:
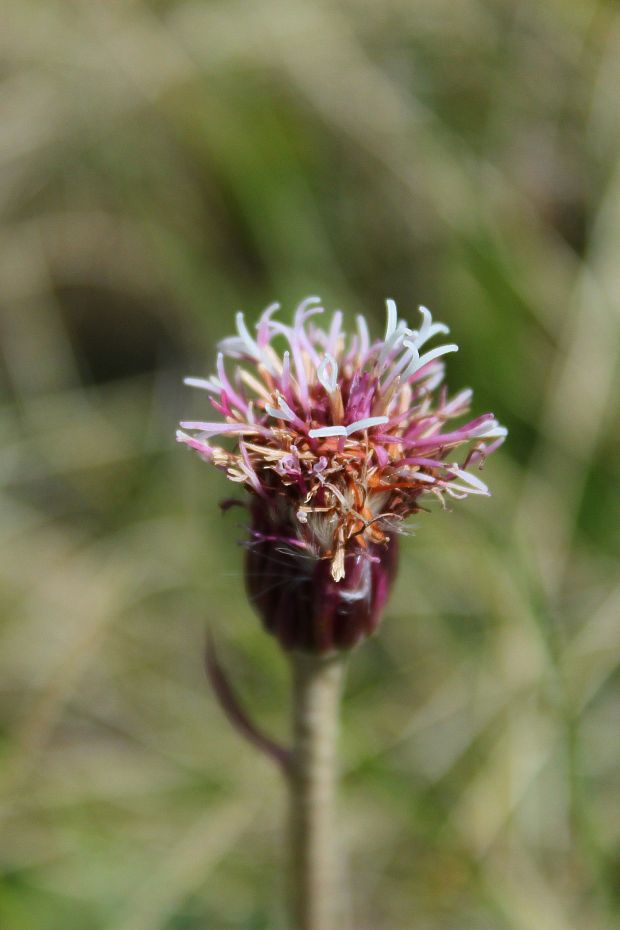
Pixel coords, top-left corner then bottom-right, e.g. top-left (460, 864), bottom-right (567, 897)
top-left (1, 0), bottom-right (620, 928)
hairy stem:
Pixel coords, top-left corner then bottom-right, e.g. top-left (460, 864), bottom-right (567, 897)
top-left (288, 651), bottom-right (347, 930)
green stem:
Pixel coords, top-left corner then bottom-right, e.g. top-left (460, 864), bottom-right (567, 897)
top-left (288, 651), bottom-right (347, 930)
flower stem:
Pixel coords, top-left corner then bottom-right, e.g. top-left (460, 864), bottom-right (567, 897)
top-left (288, 651), bottom-right (347, 930)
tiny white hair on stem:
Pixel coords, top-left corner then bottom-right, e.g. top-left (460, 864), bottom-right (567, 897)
top-left (316, 353), bottom-right (339, 394)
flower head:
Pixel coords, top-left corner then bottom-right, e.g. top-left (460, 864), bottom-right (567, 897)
top-left (178, 297), bottom-right (506, 651)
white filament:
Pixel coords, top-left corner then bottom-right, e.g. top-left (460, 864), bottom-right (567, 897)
top-left (326, 310), bottom-right (343, 355)
top-left (382, 340), bottom-right (419, 389)
top-left (309, 425), bottom-right (347, 438)
top-left (345, 416), bottom-right (388, 436)
top-left (310, 416), bottom-right (389, 438)
top-left (385, 298), bottom-right (398, 341)
top-left (414, 305), bottom-right (450, 348)
top-left (470, 420), bottom-right (508, 439)
top-left (236, 311), bottom-right (275, 373)
top-left (356, 314), bottom-right (370, 357)
top-left (449, 465), bottom-right (490, 494)
top-left (402, 343), bottom-right (458, 380)
top-left (235, 311), bottom-right (260, 357)
top-left (316, 353), bottom-right (339, 394)
top-left (266, 394), bottom-right (298, 423)
top-left (266, 404), bottom-right (294, 423)
top-left (183, 376), bottom-right (221, 393)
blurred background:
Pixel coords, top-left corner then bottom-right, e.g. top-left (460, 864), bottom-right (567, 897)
top-left (1, 1), bottom-right (620, 928)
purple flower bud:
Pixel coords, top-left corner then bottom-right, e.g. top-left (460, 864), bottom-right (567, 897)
top-left (245, 500), bottom-right (398, 652)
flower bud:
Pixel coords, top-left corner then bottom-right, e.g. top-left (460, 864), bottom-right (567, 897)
top-left (178, 296), bottom-right (506, 651)
top-left (245, 501), bottom-right (398, 653)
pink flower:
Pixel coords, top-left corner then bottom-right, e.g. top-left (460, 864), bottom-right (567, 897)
top-left (178, 297), bottom-right (506, 651)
